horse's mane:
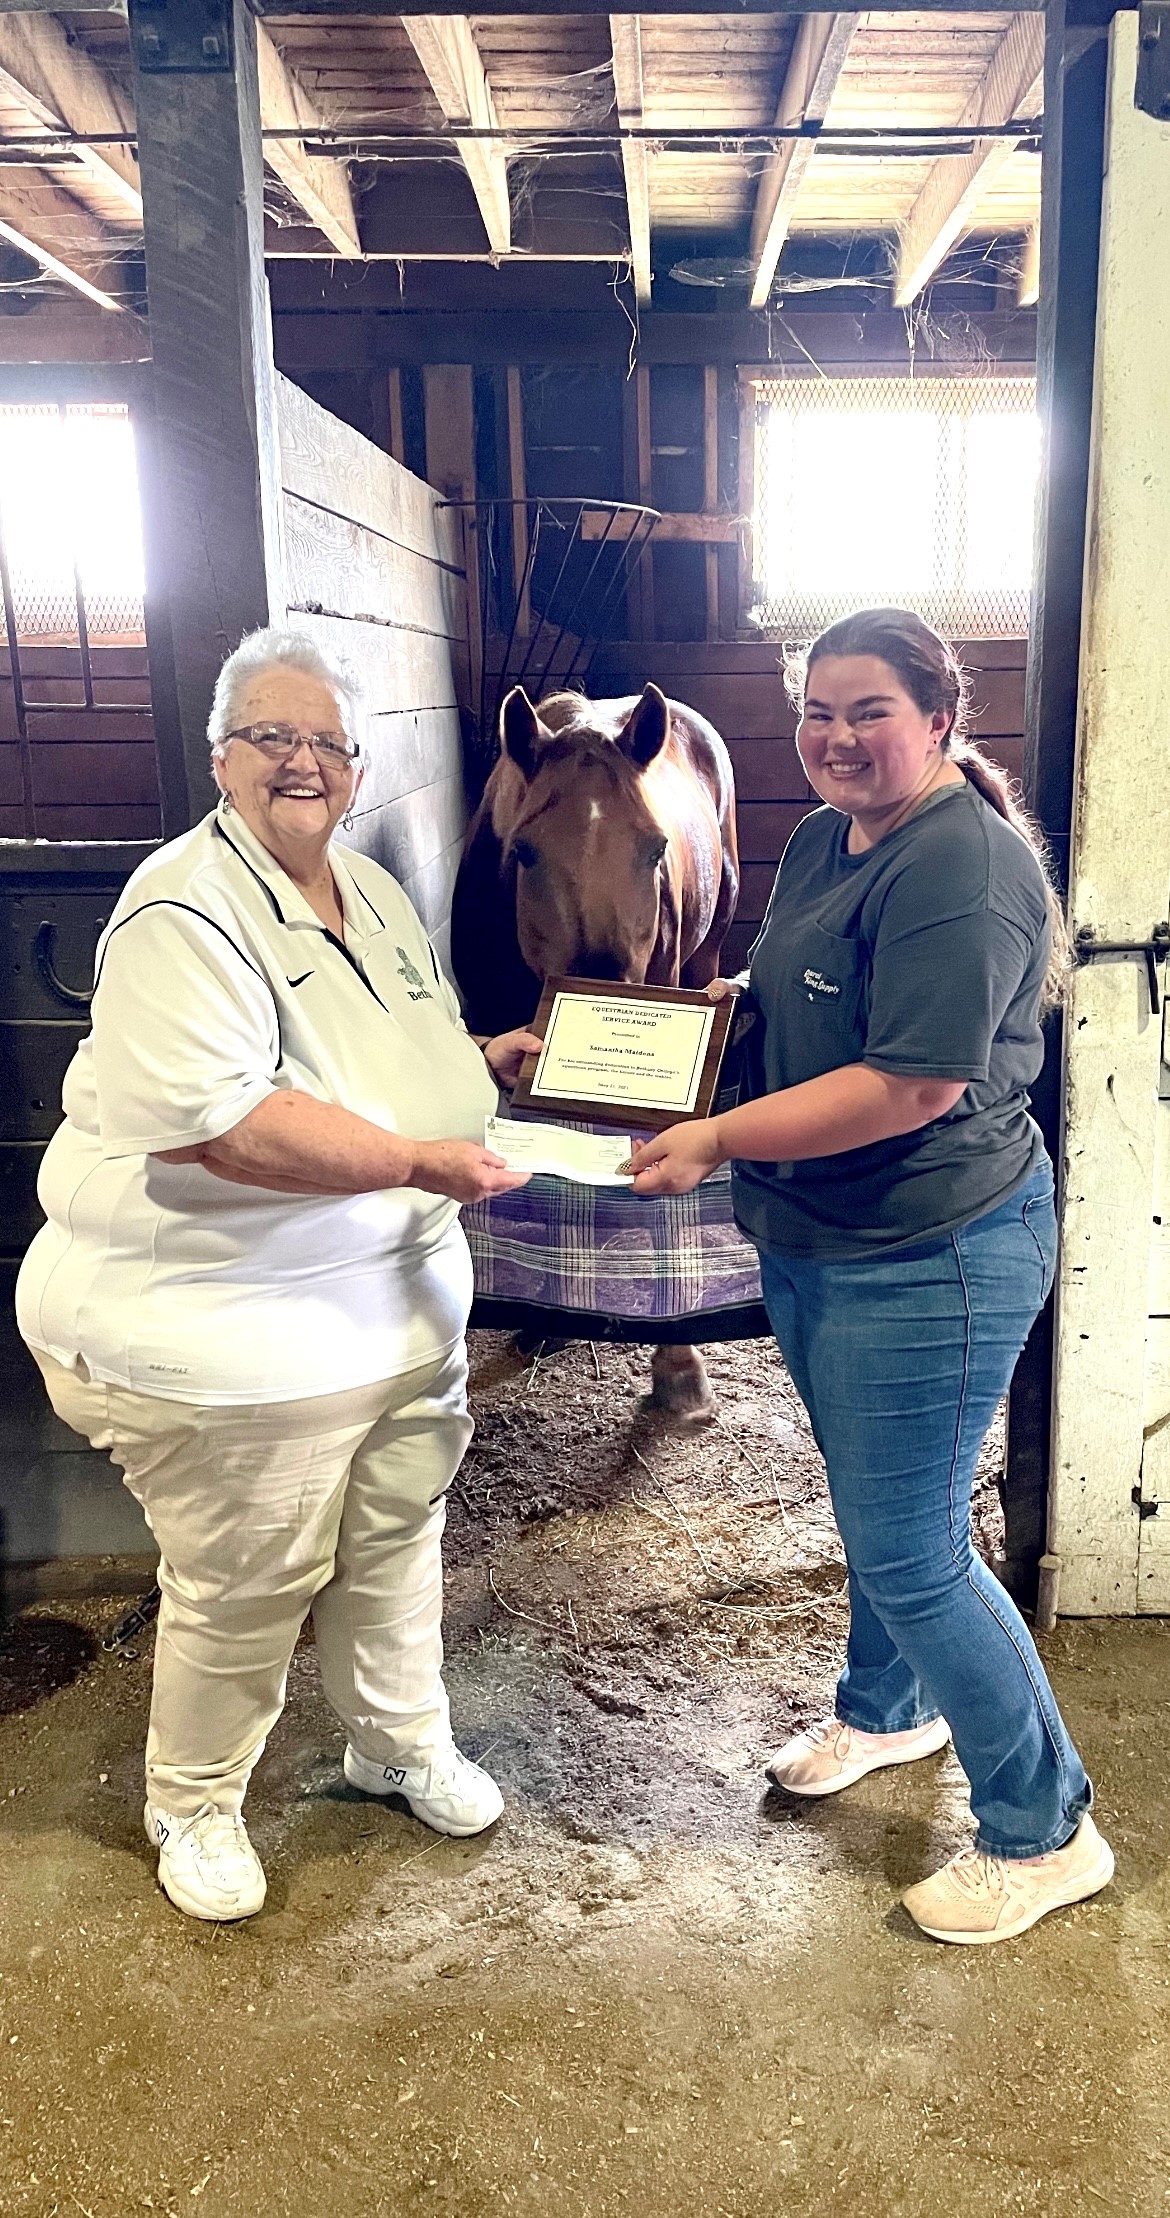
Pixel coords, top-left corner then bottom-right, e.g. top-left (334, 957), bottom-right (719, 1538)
top-left (534, 689), bottom-right (593, 735)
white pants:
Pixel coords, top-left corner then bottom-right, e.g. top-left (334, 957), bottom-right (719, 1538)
top-left (33, 1346), bottom-right (473, 1818)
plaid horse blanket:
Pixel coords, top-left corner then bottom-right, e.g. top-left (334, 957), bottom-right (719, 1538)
top-left (462, 1158), bottom-right (763, 1323)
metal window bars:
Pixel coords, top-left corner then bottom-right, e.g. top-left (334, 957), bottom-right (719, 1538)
top-left (745, 371), bottom-right (1039, 643)
top-left (442, 497), bottom-right (660, 800)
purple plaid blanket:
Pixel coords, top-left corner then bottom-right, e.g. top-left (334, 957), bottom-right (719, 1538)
top-left (462, 1159), bottom-right (763, 1321)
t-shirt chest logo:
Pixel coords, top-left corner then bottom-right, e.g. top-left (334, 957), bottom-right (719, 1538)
top-left (396, 945), bottom-right (433, 1002)
top-left (802, 967), bottom-right (841, 1000)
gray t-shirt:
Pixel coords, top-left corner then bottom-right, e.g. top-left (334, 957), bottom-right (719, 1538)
top-left (730, 779), bottom-right (1049, 1259)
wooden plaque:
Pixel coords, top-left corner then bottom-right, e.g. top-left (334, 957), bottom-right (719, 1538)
top-left (510, 976), bottom-right (741, 1134)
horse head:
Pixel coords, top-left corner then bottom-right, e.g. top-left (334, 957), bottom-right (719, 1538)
top-left (496, 684), bottom-right (673, 987)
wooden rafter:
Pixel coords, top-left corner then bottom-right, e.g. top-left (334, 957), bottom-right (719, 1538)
top-left (609, 14), bottom-right (650, 304)
top-left (256, 23), bottom-right (360, 257)
top-left (0, 167), bottom-right (123, 309)
top-left (748, 13), bottom-right (859, 311)
top-left (0, 15), bottom-right (359, 270)
top-left (894, 13), bottom-right (1045, 306)
top-left (0, 13), bottom-right (140, 217)
top-left (400, 16), bottom-right (511, 256)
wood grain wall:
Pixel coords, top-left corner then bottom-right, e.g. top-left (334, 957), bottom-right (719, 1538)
top-left (589, 637), bottom-right (1029, 974)
top-left (275, 375), bottom-right (470, 970)
top-left (0, 646), bottom-right (160, 843)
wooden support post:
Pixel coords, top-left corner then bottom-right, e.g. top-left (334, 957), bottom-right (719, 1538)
top-left (635, 361), bottom-right (654, 642)
top-left (506, 364), bottom-right (530, 640)
top-left (387, 367), bottom-right (406, 465)
top-left (1046, 8), bottom-right (1170, 1617)
top-left (1001, 0), bottom-right (1113, 1610)
top-left (129, 0), bottom-right (285, 835)
top-left (703, 364), bottom-right (719, 643)
top-left (422, 362), bottom-right (481, 718)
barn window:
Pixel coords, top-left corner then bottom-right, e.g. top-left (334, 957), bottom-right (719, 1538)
top-left (0, 402), bottom-right (145, 643)
top-left (743, 372), bottom-right (1039, 641)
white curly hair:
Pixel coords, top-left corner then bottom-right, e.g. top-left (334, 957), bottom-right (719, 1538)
top-left (207, 627), bottom-right (366, 755)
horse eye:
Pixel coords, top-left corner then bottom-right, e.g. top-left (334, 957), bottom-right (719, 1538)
top-left (513, 839), bottom-right (538, 870)
top-left (648, 837), bottom-right (668, 867)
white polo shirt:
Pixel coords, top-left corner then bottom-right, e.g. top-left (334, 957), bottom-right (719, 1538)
top-left (17, 805), bottom-right (497, 1404)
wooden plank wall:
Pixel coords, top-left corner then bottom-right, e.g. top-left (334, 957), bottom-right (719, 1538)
top-left (588, 637), bottom-right (1029, 973)
top-left (0, 646), bottom-right (161, 842)
top-left (275, 375), bottom-right (470, 968)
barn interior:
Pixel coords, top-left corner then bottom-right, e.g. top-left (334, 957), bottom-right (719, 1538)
top-left (1, 0), bottom-right (1169, 2211)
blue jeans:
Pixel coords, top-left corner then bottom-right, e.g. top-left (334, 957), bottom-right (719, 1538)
top-left (758, 1163), bottom-right (1091, 1858)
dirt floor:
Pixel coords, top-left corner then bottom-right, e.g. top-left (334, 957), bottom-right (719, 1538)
top-left (1, 1332), bottom-right (1168, 2218)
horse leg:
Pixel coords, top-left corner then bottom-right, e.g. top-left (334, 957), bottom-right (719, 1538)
top-left (648, 1342), bottom-right (715, 1424)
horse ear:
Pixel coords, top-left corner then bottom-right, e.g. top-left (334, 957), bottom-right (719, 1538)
top-left (617, 684), bottom-right (669, 770)
top-left (500, 687), bottom-right (545, 781)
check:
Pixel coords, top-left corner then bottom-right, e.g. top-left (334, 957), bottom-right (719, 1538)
top-left (485, 1115), bottom-right (634, 1186)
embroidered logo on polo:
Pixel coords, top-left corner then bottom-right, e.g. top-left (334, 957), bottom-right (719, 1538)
top-left (396, 946), bottom-right (433, 1002)
top-left (802, 968), bottom-right (841, 999)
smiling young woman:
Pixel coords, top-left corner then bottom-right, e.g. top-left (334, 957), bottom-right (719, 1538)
top-left (628, 607), bottom-right (1111, 1945)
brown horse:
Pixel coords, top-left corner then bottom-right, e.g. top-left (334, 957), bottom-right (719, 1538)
top-left (452, 682), bottom-right (740, 1420)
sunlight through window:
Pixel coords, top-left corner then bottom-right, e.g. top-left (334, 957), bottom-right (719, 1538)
top-left (0, 403), bottom-right (145, 641)
top-left (749, 375), bottom-right (1039, 639)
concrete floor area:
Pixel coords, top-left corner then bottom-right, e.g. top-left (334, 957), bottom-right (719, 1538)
top-left (2, 1596), bottom-right (1168, 2217)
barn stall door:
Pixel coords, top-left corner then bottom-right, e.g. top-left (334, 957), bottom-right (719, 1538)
top-left (0, 369), bottom-right (167, 1594)
top-left (276, 376), bottom-right (470, 975)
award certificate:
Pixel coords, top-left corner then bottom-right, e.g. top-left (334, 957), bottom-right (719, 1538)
top-left (530, 991), bottom-right (714, 1115)
top-left (510, 977), bottom-right (739, 1133)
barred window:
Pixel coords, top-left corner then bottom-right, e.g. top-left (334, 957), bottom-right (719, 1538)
top-left (744, 373), bottom-right (1039, 641)
top-left (0, 402), bottom-right (145, 642)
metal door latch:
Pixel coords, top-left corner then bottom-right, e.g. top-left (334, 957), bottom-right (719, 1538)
top-left (1074, 923), bottom-right (1170, 1014)
top-left (1137, 6), bottom-right (1170, 119)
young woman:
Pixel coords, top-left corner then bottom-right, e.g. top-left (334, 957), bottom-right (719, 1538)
top-left (628, 607), bottom-right (1112, 1945)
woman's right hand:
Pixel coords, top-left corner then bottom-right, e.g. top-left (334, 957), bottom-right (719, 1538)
top-left (410, 1139), bottom-right (531, 1203)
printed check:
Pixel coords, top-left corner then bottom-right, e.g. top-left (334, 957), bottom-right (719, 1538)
top-left (485, 1115), bottom-right (635, 1187)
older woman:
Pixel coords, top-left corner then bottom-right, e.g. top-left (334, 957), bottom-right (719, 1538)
top-left (17, 628), bottom-right (538, 1923)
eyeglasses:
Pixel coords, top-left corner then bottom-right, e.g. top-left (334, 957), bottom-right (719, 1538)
top-left (222, 723), bottom-right (361, 768)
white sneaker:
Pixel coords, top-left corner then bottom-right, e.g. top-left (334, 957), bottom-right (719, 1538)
top-left (144, 1801), bottom-right (267, 1922)
top-left (766, 1713), bottom-right (952, 1798)
top-left (343, 1743), bottom-right (504, 1836)
top-left (903, 1814), bottom-right (1115, 1945)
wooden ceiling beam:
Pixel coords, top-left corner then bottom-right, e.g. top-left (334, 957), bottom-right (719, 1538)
top-left (400, 15), bottom-right (510, 255)
top-left (251, 0), bottom-right (1045, 15)
top-left (748, 12), bottom-right (859, 311)
top-left (894, 13), bottom-right (1044, 305)
top-left (0, 166), bottom-right (125, 308)
top-left (256, 22), bottom-right (360, 256)
top-left (0, 13), bottom-right (140, 215)
top-left (609, 14), bottom-right (650, 304)
top-left (0, 16), bottom-right (359, 259)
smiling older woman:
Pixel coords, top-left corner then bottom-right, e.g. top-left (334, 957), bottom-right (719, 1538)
top-left (16, 628), bottom-right (540, 1923)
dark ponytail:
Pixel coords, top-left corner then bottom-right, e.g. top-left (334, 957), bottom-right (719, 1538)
top-left (785, 607), bottom-right (1070, 1008)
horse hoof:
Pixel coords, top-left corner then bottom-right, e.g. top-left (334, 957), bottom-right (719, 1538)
top-left (647, 1346), bottom-right (715, 1425)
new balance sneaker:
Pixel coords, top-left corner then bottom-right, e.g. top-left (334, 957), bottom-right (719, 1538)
top-left (766, 1713), bottom-right (952, 1798)
top-left (144, 1801), bottom-right (267, 1922)
top-left (343, 1743), bottom-right (504, 1836)
top-left (903, 1813), bottom-right (1115, 1945)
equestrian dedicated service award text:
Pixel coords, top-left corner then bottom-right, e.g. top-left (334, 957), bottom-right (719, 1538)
top-left (510, 977), bottom-right (741, 1133)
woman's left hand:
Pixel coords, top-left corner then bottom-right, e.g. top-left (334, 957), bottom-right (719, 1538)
top-left (627, 1119), bottom-right (725, 1196)
top-left (482, 1027), bottom-right (544, 1090)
